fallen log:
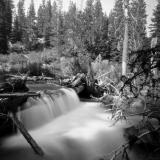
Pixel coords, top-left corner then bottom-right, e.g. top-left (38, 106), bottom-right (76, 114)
top-left (9, 75), bottom-right (56, 82)
top-left (71, 73), bottom-right (85, 87)
top-left (11, 114), bottom-right (44, 156)
top-left (0, 92), bottom-right (40, 98)
top-left (0, 92), bottom-right (41, 113)
top-left (80, 98), bottom-right (99, 102)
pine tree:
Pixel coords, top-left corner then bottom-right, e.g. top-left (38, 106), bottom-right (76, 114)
top-left (65, 1), bottom-right (78, 48)
top-left (101, 14), bottom-right (109, 41)
top-left (5, 0), bottom-right (13, 39)
top-left (150, 0), bottom-right (160, 45)
top-left (0, 0), bottom-right (13, 54)
top-left (65, 1), bottom-right (77, 31)
top-left (45, 0), bottom-right (52, 47)
top-left (98, 14), bottom-right (110, 59)
top-left (57, 12), bottom-right (65, 51)
top-left (37, 3), bottom-right (46, 37)
top-left (0, 0), bottom-right (8, 54)
top-left (92, 0), bottom-right (110, 59)
top-left (129, 0), bottom-right (147, 50)
top-left (12, 15), bottom-right (21, 42)
top-left (51, 1), bottom-right (58, 33)
top-left (50, 1), bottom-right (58, 47)
top-left (108, 0), bottom-right (124, 61)
top-left (26, 0), bottom-right (37, 50)
top-left (27, 0), bottom-right (36, 26)
top-left (80, 0), bottom-right (96, 59)
top-left (56, 0), bottom-right (65, 55)
top-left (93, 0), bottom-right (103, 41)
top-left (83, 0), bottom-right (94, 46)
top-left (94, 0), bottom-right (103, 26)
top-left (15, 0), bottom-right (26, 43)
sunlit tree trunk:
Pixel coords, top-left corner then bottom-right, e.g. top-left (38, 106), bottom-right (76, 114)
top-left (122, 0), bottom-right (129, 76)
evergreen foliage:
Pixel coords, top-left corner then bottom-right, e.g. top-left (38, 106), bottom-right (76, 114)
top-left (0, 0), bottom-right (148, 60)
top-left (65, 0), bottom-right (110, 59)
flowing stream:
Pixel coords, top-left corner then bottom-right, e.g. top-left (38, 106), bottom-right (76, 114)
top-left (0, 88), bottom-right (149, 160)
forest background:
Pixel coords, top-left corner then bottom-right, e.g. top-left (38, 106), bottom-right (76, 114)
top-left (0, 0), bottom-right (160, 79)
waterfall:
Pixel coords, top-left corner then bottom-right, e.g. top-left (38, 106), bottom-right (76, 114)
top-left (0, 88), bottom-right (151, 160)
top-left (18, 88), bottom-right (80, 130)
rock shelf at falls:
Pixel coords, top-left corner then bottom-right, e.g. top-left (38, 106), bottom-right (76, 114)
top-left (0, 88), bottom-right (159, 160)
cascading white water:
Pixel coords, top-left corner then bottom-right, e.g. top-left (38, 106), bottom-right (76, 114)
top-left (18, 88), bottom-right (80, 130)
top-left (0, 88), bottom-right (150, 160)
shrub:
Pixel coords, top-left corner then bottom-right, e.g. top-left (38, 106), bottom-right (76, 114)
top-left (9, 53), bottom-right (21, 65)
top-left (41, 63), bottom-right (56, 77)
top-left (10, 42), bottom-right (26, 54)
top-left (77, 50), bottom-right (91, 74)
top-left (92, 55), bottom-right (121, 84)
top-left (0, 55), bottom-right (9, 64)
top-left (41, 49), bottom-right (57, 64)
top-left (60, 57), bottom-right (73, 76)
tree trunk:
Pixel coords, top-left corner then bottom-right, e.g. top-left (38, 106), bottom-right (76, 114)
top-left (122, 0), bottom-right (129, 76)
